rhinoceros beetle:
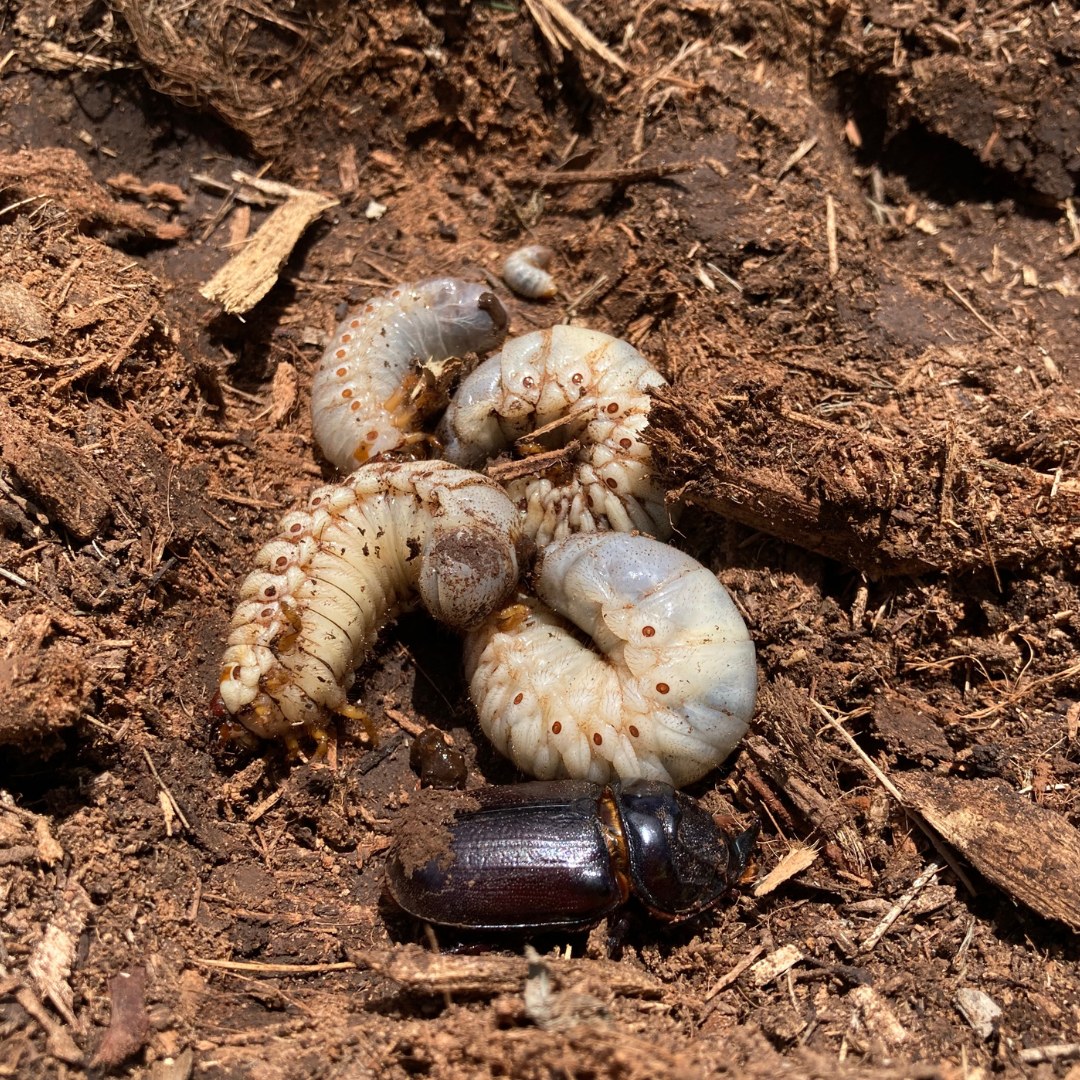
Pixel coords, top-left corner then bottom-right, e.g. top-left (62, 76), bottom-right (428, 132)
top-left (385, 779), bottom-right (758, 931)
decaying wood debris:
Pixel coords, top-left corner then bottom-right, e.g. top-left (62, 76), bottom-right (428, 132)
top-left (647, 383), bottom-right (1079, 577)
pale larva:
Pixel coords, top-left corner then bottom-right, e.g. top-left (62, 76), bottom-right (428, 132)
top-left (502, 245), bottom-right (557, 299)
top-left (311, 278), bottom-right (508, 473)
top-left (219, 460), bottom-right (523, 752)
top-left (437, 326), bottom-right (672, 546)
top-left (464, 532), bottom-right (757, 787)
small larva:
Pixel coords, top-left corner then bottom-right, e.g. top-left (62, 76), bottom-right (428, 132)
top-left (218, 460), bottom-right (524, 752)
top-left (502, 245), bottom-right (557, 299)
top-left (437, 326), bottom-right (672, 546)
top-left (311, 278), bottom-right (508, 473)
top-left (463, 532), bottom-right (757, 787)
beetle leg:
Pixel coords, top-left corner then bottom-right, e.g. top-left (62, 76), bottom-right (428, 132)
top-left (334, 701), bottom-right (378, 745)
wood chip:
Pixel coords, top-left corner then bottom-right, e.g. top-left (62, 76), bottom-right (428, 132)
top-left (954, 987), bottom-right (1002, 1040)
top-left (850, 984), bottom-right (908, 1047)
top-left (267, 362), bottom-right (300, 427)
top-left (27, 881), bottom-right (95, 1029)
top-left (201, 187), bottom-right (338, 313)
top-left (750, 944), bottom-right (805, 986)
top-left (106, 173), bottom-right (188, 206)
top-left (32, 815), bottom-right (64, 866)
top-left (90, 967), bottom-right (149, 1070)
top-left (753, 844), bottom-right (819, 897)
top-left (893, 773), bottom-right (1080, 931)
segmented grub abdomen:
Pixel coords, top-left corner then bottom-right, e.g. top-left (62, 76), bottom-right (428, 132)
top-left (464, 532), bottom-right (757, 787)
top-left (503, 245), bottom-right (557, 299)
top-left (311, 278), bottom-right (508, 472)
top-left (437, 326), bottom-right (672, 546)
top-left (219, 460), bottom-right (523, 746)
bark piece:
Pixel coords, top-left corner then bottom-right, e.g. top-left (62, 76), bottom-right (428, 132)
top-left (647, 383), bottom-right (1080, 577)
top-left (893, 772), bottom-right (1080, 931)
top-left (27, 881), bottom-right (95, 1029)
top-left (200, 186), bottom-right (337, 313)
top-left (90, 966), bottom-right (149, 1071)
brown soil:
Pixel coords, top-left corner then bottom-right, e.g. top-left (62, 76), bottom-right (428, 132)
top-left (2, 1), bottom-right (1080, 1077)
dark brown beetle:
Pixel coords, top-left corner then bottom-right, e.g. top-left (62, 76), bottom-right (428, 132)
top-left (386, 779), bottom-right (757, 931)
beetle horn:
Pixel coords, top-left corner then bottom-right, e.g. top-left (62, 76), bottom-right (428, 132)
top-left (729, 819), bottom-right (760, 877)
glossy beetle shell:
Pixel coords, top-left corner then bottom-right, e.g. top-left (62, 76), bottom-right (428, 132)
top-left (386, 780), bottom-right (757, 931)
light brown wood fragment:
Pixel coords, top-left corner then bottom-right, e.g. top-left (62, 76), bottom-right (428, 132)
top-left (753, 844), bottom-right (819, 897)
top-left (267, 362), bottom-right (299, 427)
top-left (27, 881), bottom-right (95, 1029)
top-left (201, 188), bottom-right (338, 313)
top-left (893, 773), bottom-right (1080, 931)
top-left (357, 944), bottom-right (662, 998)
top-left (522, 0), bottom-right (630, 72)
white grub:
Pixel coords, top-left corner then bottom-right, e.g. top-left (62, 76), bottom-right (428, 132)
top-left (311, 278), bottom-right (508, 473)
top-left (437, 326), bottom-right (672, 546)
top-left (464, 532), bottom-right (757, 787)
top-left (502, 245), bottom-right (557, 299)
top-left (219, 460), bottom-right (523, 751)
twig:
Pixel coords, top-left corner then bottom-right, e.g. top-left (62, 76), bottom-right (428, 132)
top-left (777, 135), bottom-right (818, 179)
top-left (1018, 1044), bottom-right (1080, 1065)
top-left (0, 193), bottom-right (50, 217)
top-left (522, 0), bottom-right (630, 72)
top-left (810, 699), bottom-right (976, 893)
top-left (860, 863), bottom-right (943, 951)
top-left (141, 748), bottom-right (192, 832)
top-left (0, 566), bottom-right (32, 589)
top-left (565, 273), bottom-right (609, 318)
top-left (245, 786), bottom-right (286, 824)
top-left (209, 490), bottom-right (284, 511)
top-left (702, 944), bottom-right (765, 1003)
top-left (509, 161), bottom-right (696, 188)
top-left (825, 195), bottom-right (839, 278)
top-left (962, 659), bottom-right (1080, 720)
top-left (192, 958), bottom-right (357, 975)
top-left (487, 442), bottom-right (580, 484)
top-left (942, 280), bottom-right (1008, 342)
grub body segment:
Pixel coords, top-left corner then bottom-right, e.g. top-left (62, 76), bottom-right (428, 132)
top-left (219, 460), bottom-right (523, 746)
top-left (438, 326), bottom-right (672, 546)
top-left (502, 244), bottom-right (558, 299)
top-left (464, 532), bottom-right (757, 786)
top-left (311, 278), bottom-right (508, 472)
